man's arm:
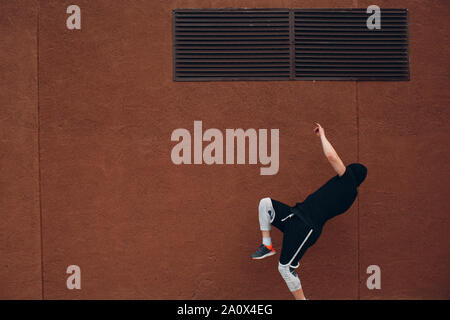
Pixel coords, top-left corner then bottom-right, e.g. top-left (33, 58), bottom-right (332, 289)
top-left (314, 123), bottom-right (346, 177)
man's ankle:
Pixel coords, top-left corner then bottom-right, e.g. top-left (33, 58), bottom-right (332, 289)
top-left (262, 237), bottom-right (272, 247)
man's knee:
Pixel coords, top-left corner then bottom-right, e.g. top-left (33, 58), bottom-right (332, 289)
top-left (278, 263), bottom-right (301, 292)
top-left (259, 197), bottom-right (271, 210)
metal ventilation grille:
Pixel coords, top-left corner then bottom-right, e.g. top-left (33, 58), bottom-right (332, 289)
top-left (173, 9), bottom-right (410, 81)
top-left (173, 9), bottom-right (291, 80)
top-left (294, 9), bottom-right (409, 80)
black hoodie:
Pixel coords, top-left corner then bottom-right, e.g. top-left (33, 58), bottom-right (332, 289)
top-left (292, 163), bottom-right (367, 230)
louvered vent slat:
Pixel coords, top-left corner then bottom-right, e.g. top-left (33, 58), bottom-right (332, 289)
top-left (294, 9), bottom-right (409, 80)
top-left (173, 9), bottom-right (291, 80)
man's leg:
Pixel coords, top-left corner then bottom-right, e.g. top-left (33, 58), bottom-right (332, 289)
top-left (251, 198), bottom-right (276, 259)
top-left (285, 245), bottom-right (311, 300)
top-left (258, 197), bottom-right (274, 245)
top-left (284, 253), bottom-right (307, 300)
top-left (288, 228), bottom-right (319, 300)
top-left (278, 218), bottom-right (314, 300)
top-left (278, 263), bottom-right (306, 300)
top-left (292, 287), bottom-right (307, 300)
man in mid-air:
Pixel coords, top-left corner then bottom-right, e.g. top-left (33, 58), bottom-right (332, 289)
top-left (251, 123), bottom-right (368, 300)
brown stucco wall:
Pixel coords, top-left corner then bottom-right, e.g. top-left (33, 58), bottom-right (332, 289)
top-left (1, 0), bottom-right (449, 299)
top-left (357, 0), bottom-right (450, 300)
top-left (0, 0), bottom-right (42, 299)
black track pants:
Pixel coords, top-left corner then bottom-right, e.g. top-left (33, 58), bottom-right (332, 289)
top-left (271, 199), bottom-right (320, 268)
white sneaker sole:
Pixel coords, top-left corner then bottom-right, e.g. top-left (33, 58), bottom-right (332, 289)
top-left (252, 250), bottom-right (276, 260)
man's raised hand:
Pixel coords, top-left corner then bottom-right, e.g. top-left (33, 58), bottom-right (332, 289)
top-left (314, 123), bottom-right (325, 137)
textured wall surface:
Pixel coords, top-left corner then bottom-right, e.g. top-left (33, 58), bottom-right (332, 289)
top-left (1, 0), bottom-right (449, 299)
top-left (0, 0), bottom-right (42, 299)
top-left (357, 0), bottom-right (450, 300)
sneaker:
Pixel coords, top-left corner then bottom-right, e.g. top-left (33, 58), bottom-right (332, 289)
top-left (251, 244), bottom-right (276, 260)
